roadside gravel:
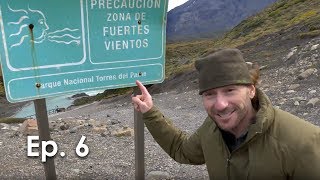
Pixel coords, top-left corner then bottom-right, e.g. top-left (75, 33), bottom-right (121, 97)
top-left (0, 89), bottom-right (210, 180)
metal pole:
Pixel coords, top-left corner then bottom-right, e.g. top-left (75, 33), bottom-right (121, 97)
top-left (133, 87), bottom-right (145, 180)
top-left (34, 98), bottom-right (57, 180)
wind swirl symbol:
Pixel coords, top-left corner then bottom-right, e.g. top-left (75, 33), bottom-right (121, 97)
top-left (7, 4), bottom-right (49, 49)
top-left (47, 28), bottom-right (81, 45)
top-left (7, 4), bottom-right (81, 49)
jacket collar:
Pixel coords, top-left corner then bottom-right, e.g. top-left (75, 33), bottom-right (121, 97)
top-left (246, 88), bottom-right (275, 139)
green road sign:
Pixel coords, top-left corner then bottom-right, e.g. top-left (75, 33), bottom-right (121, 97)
top-left (0, 0), bottom-right (168, 102)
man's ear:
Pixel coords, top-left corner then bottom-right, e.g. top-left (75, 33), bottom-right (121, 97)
top-left (248, 85), bottom-right (256, 99)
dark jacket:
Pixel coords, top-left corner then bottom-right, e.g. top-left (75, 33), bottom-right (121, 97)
top-left (143, 89), bottom-right (320, 180)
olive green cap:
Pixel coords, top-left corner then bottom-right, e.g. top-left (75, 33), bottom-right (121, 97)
top-left (195, 48), bottom-right (252, 95)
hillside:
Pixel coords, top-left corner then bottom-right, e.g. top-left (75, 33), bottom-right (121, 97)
top-left (166, 0), bottom-right (277, 41)
top-left (165, 0), bottom-right (320, 76)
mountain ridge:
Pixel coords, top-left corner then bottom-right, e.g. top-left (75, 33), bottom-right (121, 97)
top-left (166, 0), bottom-right (277, 42)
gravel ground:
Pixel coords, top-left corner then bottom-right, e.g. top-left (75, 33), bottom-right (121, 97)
top-left (1, 80), bottom-right (319, 179)
top-left (0, 89), bottom-right (210, 180)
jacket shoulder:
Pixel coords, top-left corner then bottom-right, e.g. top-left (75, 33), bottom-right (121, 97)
top-left (270, 108), bottom-right (320, 151)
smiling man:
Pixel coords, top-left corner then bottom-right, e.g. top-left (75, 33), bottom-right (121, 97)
top-left (131, 48), bottom-right (320, 179)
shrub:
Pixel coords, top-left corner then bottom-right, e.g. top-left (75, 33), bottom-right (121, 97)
top-left (290, 10), bottom-right (317, 25)
top-left (299, 30), bottom-right (320, 39)
top-left (0, 118), bottom-right (26, 124)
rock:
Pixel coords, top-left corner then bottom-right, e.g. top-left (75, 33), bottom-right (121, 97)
top-left (69, 128), bottom-right (77, 133)
top-left (10, 126), bottom-right (19, 131)
top-left (146, 171), bottom-right (171, 180)
top-left (10, 131), bottom-right (21, 138)
top-left (294, 101), bottom-right (300, 106)
top-left (286, 90), bottom-right (295, 94)
top-left (68, 125), bottom-right (85, 133)
top-left (288, 84), bottom-right (300, 90)
top-left (306, 98), bottom-right (319, 108)
top-left (56, 107), bottom-right (66, 113)
top-left (297, 68), bottom-right (315, 80)
top-left (88, 119), bottom-right (96, 126)
top-left (49, 121), bottom-right (57, 128)
top-left (60, 124), bottom-right (70, 130)
top-left (18, 119), bottom-right (38, 135)
top-left (111, 127), bottom-right (134, 137)
top-left (72, 169), bottom-right (80, 174)
top-left (309, 90), bottom-right (317, 94)
top-left (285, 47), bottom-right (297, 61)
top-left (111, 119), bottom-right (120, 125)
top-left (76, 120), bottom-right (85, 125)
top-left (101, 132), bottom-right (109, 137)
top-left (93, 126), bottom-right (108, 134)
top-left (259, 65), bottom-right (268, 70)
top-left (246, 62), bottom-right (253, 67)
top-left (311, 44), bottom-right (319, 51)
top-left (0, 123), bottom-right (10, 130)
top-left (292, 97), bottom-right (306, 102)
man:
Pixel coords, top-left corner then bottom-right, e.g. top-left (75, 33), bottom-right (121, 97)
top-left (131, 48), bottom-right (320, 179)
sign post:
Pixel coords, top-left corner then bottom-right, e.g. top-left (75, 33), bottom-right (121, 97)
top-left (134, 87), bottom-right (145, 179)
top-left (34, 98), bottom-right (57, 180)
top-left (0, 0), bottom-right (168, 179)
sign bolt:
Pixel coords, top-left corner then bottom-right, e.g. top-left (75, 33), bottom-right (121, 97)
top-left (35, 83), bottom-right (41, 88)
top-left (29, 24), bottom-right (34, 30)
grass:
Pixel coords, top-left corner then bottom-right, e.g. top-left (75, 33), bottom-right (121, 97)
top-left (0, 117), bottom-right (26, 124)
top-left (299, 30), bottom-right (320, 39)
top-left (0, 80), bottom-right (4, 97)
top-left (73, 87), bottom-right (132, 106)
top-left (225, 0), bottom-right (319, 43)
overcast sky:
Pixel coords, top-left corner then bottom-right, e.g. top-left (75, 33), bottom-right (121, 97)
top-left (168, 0), bottom-right (189, 11)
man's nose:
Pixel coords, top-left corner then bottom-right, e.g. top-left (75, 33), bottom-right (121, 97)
top-left (214, 95), bottom-right (228, 111)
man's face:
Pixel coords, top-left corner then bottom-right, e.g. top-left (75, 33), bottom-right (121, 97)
top-left (202, 84), bottom-right (256, 132)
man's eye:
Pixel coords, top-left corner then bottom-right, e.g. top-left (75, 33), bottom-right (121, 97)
top-left (204, 93), bottom-right (214, 97)
top-left (227, 89), bottom-right (235, 92)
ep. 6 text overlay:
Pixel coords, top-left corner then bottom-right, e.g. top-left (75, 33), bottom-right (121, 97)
top-left (27, 135), bottom-right (89, 162)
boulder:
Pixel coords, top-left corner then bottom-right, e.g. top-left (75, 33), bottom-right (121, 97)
top-left (288, 84), bottom-right (300, 90)
top-left (297, 68), bottom-right (315, 80)
top-left (56, 107), bottom-right (66, 113)
top-left (19, 119), bottom-right (38, 135)
top-left (311, 44), bottom-right (319, 51)
top-left (306, 98), bottom-right (319, 108)
top-left (111, 127), bottom-right (134, 137)
top-left (146, 171), bottom-right (170, 180)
